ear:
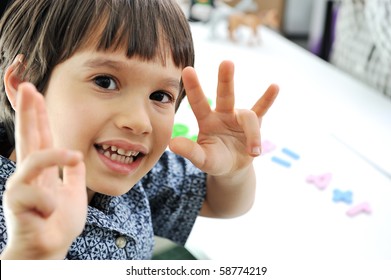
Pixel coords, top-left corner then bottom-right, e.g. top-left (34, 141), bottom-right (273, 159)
top-left (4, 54), bottom-right (26, 110)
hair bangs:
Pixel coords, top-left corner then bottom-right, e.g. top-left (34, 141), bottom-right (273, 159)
top-left (93, 0), bottom-right (194, 69)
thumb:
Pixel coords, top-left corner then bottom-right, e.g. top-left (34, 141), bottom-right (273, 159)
top-left (169, 137), bottom-right (206, 169)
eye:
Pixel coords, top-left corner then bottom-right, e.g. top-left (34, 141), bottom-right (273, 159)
top-left (93, 75), bottom-right (118, 90)
top-left (150, 91), bottom-right (174, 104)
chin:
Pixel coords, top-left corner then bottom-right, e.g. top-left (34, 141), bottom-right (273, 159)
top-left (87, 178), bottom-right (138, 197)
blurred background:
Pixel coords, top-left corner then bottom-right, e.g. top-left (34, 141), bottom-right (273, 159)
top-left (178, 0), bottom-right (337, 59)
top-left (0, 0), bottom-right (334, 59)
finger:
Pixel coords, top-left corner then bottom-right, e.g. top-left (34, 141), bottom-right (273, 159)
top-left (35, 85), bottom-right (53, 149)
top-left (251, 84), bottom-right (279, 118)
top-left (15, 83), bottom-right (40, 161)
top-left (4, 177), bottom-right (57, 218)
top-left (216, 60), bottom-right (235, 113)
top-left (169, 137), bottom-right (206, 169)
top-left (12, 149), bottom-right (83, 185)
top-left (182, 66), bottom-right (211, 122)
top-left (236, 109), bottom-right (262, 156)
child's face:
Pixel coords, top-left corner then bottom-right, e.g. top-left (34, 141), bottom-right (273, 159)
top-left (43, 49), bottom-right (182, 197)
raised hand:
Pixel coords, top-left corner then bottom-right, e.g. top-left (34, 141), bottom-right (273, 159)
top-left (170, 61), bottom-right (278, 176)
top-left (1, 83), bottom-right (87, 259)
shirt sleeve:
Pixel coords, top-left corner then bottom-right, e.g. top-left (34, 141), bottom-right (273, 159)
top-left (142, 150), bottom-right (207, 245)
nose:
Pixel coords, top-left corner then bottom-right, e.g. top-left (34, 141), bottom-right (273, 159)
top-left (114, 98), bottom-right (153, 135)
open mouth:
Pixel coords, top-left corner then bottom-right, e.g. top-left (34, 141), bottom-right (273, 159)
top-left (94, 144), bottom-right (144, 164)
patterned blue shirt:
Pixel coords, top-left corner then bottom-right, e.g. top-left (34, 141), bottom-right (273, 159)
top-left (0, 127), bottom-right (207, 259)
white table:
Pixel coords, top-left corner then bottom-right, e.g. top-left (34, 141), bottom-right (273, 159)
top-left (177, 22), bottom-right (391, 260)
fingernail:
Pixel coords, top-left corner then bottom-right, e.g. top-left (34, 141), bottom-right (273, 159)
top-left (251, 146), bottom-right (261, 155)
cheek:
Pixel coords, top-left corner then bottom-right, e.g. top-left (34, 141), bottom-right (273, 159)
top-left (152, 114), bottom-right (175, 146)
top-left (49, 116), bottom-right (87, 150)
top-left (46, 101), bottom-right (99, 150)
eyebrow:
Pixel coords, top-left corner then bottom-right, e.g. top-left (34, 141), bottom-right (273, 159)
top-left (84, 58), bottom-right (127, 71)
top-left (83, 57), bottom-right (181, 92)
top-left (161, 78), bottom-right (181, 93)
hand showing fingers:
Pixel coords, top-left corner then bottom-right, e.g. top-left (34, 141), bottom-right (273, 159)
top-left (3, 155), bottom-right (86, 259)
top-left (170, 61), bottom-right (279, 176)
top-left (1, 83), bottom-right (87, 260)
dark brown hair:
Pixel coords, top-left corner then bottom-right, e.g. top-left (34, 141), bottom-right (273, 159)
top-left (0, 0), bottom-right (195, 156)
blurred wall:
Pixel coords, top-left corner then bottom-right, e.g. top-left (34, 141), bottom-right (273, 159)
top-left (283, 0), bottom-right (313, 36)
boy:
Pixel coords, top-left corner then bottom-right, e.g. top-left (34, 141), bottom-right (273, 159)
top-left (0, 0), bottom-right (278, 259)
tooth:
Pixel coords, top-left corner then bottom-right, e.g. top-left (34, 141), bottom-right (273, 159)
top-left (110, 153), bottom-right (118, 161)
top-left (102, 144), bottom-right (110, 150)
top-left (104, 151), bottom-right (111, 158)
top-left (111, 146), bottom-right (118, 152)
top-left (125, 150), bottom-right (132, 157)
top-left (117, 148), bottom-right (125, 155)
top-left (133, 152), bottom-right (139, 157)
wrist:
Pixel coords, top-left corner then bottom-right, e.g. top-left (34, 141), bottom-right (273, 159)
top-left (209, 164), bottom-right (255, 182)
top-left (0, 243), bottom-right (67, 260)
